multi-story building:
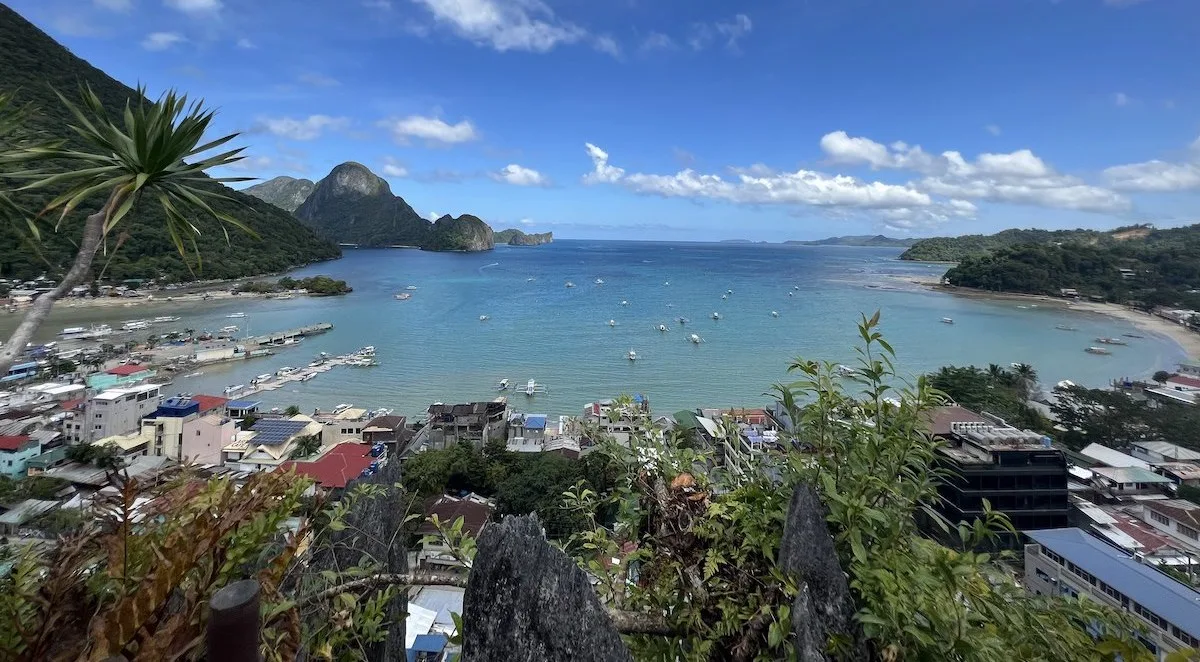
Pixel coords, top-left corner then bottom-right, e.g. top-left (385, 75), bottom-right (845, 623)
top-left (1139, 500), bottom-right (1200, 551)
top-left (425, 402), bottom-right (507, 449)
top-left (929, 410), bottom-right (1069, 545)
top-left (140, 395), bottom-right (231, 464)
top-left (222, 415), bottom-right (323, 472)
top-left (1131, 441), bottom-right (1200, 465)
top-left (73, 383), bottom-right (161, 443)
top-left (1025, 527), bottom-right (1200, 658)
top-left (0, 435), bottom-right (41, 478)
top-left (574, 395), bottom-right (651, 447)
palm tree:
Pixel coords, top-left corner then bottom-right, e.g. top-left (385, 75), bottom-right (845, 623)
top-left (290, 435), bottom-right (322, 459)
top-left (0, 85), bottom-right (253, 375)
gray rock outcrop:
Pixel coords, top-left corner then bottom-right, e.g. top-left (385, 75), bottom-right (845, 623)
top-left (779, 483), bottom-right (868, 662)
top-left (461, 515), bottom-right (632, 662)
top-left (242, 176), bottom-right (315, 212)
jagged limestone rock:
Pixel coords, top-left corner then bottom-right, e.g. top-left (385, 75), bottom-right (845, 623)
top-left (242, 176), bottom-right (315, 212)
top-left (779, 483), bottom-right (868, 662)
top-left (462, 515), bottom-right (632, 662)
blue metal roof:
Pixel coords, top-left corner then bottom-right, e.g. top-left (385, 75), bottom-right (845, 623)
top-left (1026, 528), bottom-right (1200, 640)
top-left (226, 399), bottom-right (261, 410)
top-left (524, 415), bottom-right (547, 430)
top-left (249, 418), bottom-right (309, 445)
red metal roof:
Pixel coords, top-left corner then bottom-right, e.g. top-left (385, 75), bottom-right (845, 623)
top-left (191, 394), bottom-right (229, 414)
top-left (278, 443), bottom-right (374, 489)
top-left (0, 435), bottom-right (32, 451)
top-left (59, 398), bottom-right (84, 412)
top-left (1168, 375), bottom-right (1200, 389)
top-left (106, 364), bottom-right (148, 376)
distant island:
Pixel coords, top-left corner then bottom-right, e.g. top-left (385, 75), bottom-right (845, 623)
top-left (495, 229), bottom-right (553, 246)
top-left (246, 163), bottom-right (494, 252)
top-left (785, 235), bottom-right (917, 247)
top-left (926, 223), bottom-right (1200, 310)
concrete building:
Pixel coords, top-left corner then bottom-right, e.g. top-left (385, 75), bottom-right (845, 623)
top-left (1091, 466), bottom-right (1173, 497)
top-left (1155, 462), bottom-right (1200, 488)
top-left (416, 494), bottom-right (494, 570)
top-left (929, 410), bottom-right (1069, 545)
top-left (574, 395), bottom-right (652, 447)
top-left (222, 415), bottom-right (322, 472)
top-left (361, 415), bottom-right (408, 445)
top-left (1140, 500), bottom-right (1200, 551)
top-left (74, 383), bottom-right (161, 443)
top-left (93, 430), bottom-right (153, 458)
top-left (1131, 441), bottom-right (1200, 465)
top-left (140, 395), bottom-right (231, 464)
top-left (1025, 527), bottom-right (1200, 657)
top-left (1080, 442), bottom-right (1151, 470)
top-left (86, 364), bottom-right (155, 390)
top-left (507, 413), bottom-right (548, 446)
top-left (0, 435), bottom-right (41, 479)
top-left (279, 442), bottom-right (383, 491)
top-left (425, 402), bottom-right (507, 449)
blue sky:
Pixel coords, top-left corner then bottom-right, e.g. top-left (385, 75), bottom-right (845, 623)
top-left (11, 0), bottom-right (1200, 240)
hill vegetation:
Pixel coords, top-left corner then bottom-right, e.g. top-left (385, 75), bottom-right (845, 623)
top-left (241, 176), bottom-right (315, 212)
top-left (494, 228), bottom-right (553, 245)
top-left (0, 5), bottom-right (340, 283)
top-left (899, 226), bottom-right (1122, 262)
top-left (785, 234), bottom-right (917, 247)
top-left (293, 162), bottom-right (494, 251)
top-left (941, 224), bottom-right (1200, 308)
top-left (235, 275), bottom-right (352, 296)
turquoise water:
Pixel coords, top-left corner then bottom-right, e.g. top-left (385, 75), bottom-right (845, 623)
top-left (7, 242), bottom-right (1185, 418)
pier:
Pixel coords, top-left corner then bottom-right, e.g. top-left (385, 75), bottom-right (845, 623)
top-left (244, 322), bottom-right (334, 347)
top-left (221, 346), bottom-right (377, 400)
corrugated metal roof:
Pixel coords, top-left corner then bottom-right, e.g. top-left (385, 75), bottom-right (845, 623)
top-left (1027, 528), bottom-right (1200, 640)
top-left (1134, 441), bottom-right (1200, 462)
top-left (1092, 466), bottom-right (1172, 484)
top-left (524, 415), bottom-right (547, 430)
top-left (1080, 443), bottom-right (1151, 469)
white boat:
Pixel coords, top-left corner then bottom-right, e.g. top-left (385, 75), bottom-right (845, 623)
top-left (59, 326), bottom-right (88, 338)
top-left (276, 366), bottom-right (295, 376)
top-left (1055, 324), bottom-right (1077, 331)
top-left (358, 346), bottom-right (376, 355)
top-left (788, 292), bottom-right (794, 297)
top-left (333, 403), bottom-right (353, 414)
top-left (688, 333), bottom-right (703, 344)
top-left (663, 281), bottom-right (670, 286)
top-left (657, 324), bottom-right (669, 332)
top-left (628, 349), bottom-right (638, 361)
top-left (394, 293), bottom-right (412, 300)
top-left (721, 294), bottom-right (727, 300)
top-left (726, 289), bottom-right (733, 295)
top-left (299, 373), bottom-right (316, 382)
top-left (121, 320), bottom-right (150, 331)
top-left (836, 364), bottom-right (857, 377)
top-left (526, 277), bottom-right (535, 282)
top-left (620, 300), bottom-right (629, 306)
top-left (226, 312), bottom-right (246, 319)
top-left (523, 379), bottom-right (547, 396)
top-left (498, 378), bottom-right (510, 391)
top-left (793, 285), bottom-right (800, 291)
top-left (152, 316), bottom-right (180, 324)
top-left (677, 317), bottom-right (689, 325)
top-left (183, 371), bottom-right (204, 378)
top-left (1095, 337), bottom-right (1128, 345)
top-left (406, 285), bottom-right (418, 291)
top-left (941, 318), bottom-right (955, 324)
top-left (1085, 346), bottom-right (1111, 355)
top-left (224, 384), bottom-right (244, 394)
top-left (479, 315), bottom-right (490, 321)
top-left (608, 319), bottom-right (616, 327)
top-left (251, 374), bottom-right (273, 385)
top-left (61, 324), bottom-right (113, 340)
top-left (595, 278), bottom-right (605, 285)
top-left (565, 281), bottom-right (576, 288)
top-left (218, 325), bottom-right (239, 334)
top-left (348, 358), bottom-right (378, 367)
top-left (712, 312), bottom-right (721, 320)
top-left (771, 311), bottom-right (780, 317)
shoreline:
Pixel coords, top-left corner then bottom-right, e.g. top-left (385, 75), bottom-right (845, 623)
top-left (904, 277), bottom-right (1200, 360)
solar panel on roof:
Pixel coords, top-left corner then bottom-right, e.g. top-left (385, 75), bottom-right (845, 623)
top-left (250, 419), bottom-right (309, 445)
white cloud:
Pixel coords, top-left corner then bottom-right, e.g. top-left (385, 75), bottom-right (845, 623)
top-left (492, 164), bottom-right (549, 187)
top-left (640, 32), bottom-right (675, 52)
top-left (1103, 160), bottom-right (1200, 192)
top-left (593, 35), bottom-right (621, 57)
top-left (1114, 92), bottom-right (1131, 106)
top-left (819, 130), bottom-right (1128, 213)
top-left (519, 218), bottom-right (537, 226)
top-left (236, 37), bottom-right (256, 49)
top-left (380, 115), bottom-right (478, 145)
top-left (164, 0), bottom-right (221, 15)
top-left (256, 115), bottom-right (349, 141)
top-left (688, 14), bottom-right (753, 52)
top-left (426, 211), bottom-right (442, 221)
top-left (141, 32), bottom-right (185, 51)
top-left (412, 0), bottom-right (587, 53)
top-left (985, 124), bottom-right (1002, 136)
top-left (381, 157), bottom-right (409, 178)
top-left (583, 143), bottom-right (933, 213)
top-left (298, 72), bottom-right (340, 87)
top-left (94, 0), bottom-right (132, 11)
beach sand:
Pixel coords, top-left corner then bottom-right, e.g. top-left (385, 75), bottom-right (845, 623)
top-left (900, 276), bottom-right (1200, 360)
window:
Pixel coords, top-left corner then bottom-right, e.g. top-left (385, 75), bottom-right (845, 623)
top-left (196, 430), bottom-right (201, 436)
top-left (94, 424), bottom-right (102, 430)
top-left (1149, 510), bottom-right (1171, 526)
top-left (1179, 523), bottom-right (1200, 540)
top-left (1035, 568), bottom-right (1052, 582)
top-left (95, 413), bottom-right (103, 419)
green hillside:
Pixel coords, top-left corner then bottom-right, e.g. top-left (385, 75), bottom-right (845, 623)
top-left (0, 4), bottom-right (340, 282)
top-left (899, 227), bottom-right (1115, 262)
top-left (785, 234), bottom-right (916, 247)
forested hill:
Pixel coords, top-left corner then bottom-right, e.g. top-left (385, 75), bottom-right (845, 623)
top-left (899, 227), bottom-right (1119, 262)
top-left (941, 224), bottom-right (1200, 308)
top-left (785, 234), bottom-right (916, 247)
top-left (0, 4), bottom-right (340, 282)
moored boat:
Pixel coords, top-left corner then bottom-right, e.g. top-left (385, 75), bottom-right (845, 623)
top-left (1085, 346), bottom-right (1112, 355)
top-left (941, 317), bottom-right (954, 324)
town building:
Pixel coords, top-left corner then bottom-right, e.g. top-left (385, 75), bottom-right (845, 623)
top-left (1070, 497), bottom-right (1195, 567)
top-left (361, 414), bottom-right (408, 445)
top-left (1079, 442), bottom-right (1150, 470)
top-left (425, 402), bottom-right (507, 449)
top-left (93, 430), bottom-right (154, 458)
top-left (1155, 462), bottom-right (1200, 488)
top-left (1024, 527), bottom-right (1200, 656)
top-left (1178, 362), bottom-right (1200, 379)
top-left (279, 442), bottom-right (383, 490)
top-left (140, 395), bottom-right (232, 463)
top-left (927, 408), bottom-right (1069, 544)
top-left (72, 383), bottom-right (161, 443)
top-left (1131, 441), bottom-right (1200, 465)
top-left (1090, 466), bottom-right (1173, 498)
top-left (86, 363), bottom-right (155, 390)
top-left (572, 396), bottom-right (651, 448)
top-left (226, 399), bottom-right (261, 419)
top-left (2, 361), bottom-right (39, 383)
top-left (0, 435), bottom-right (41, 478)
top-left (221, 415), bottom-right (323, 472)
top-left (1139, 500), bottom-right (1200, 551)
top-left (415, 494), bottom-right (494, 570)
top-left (507, 413), bottom-right (548, 446)
top-left (24, 445), bottom-right (70, 476)
top-left (318, 407), bottom-right (369, 442)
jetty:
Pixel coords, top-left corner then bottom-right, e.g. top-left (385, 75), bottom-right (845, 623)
top-left (221, 346), bottom-right (376, 399)
top-left (244, 322), bottom-right (334, 347)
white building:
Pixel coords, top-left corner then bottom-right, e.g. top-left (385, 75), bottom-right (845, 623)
top-left (1080, 442), bottom-right (1151, 469)
top-left (1131, 441), bottom-right (1200, 465)
top-left (73, 384), bottom-right (161, 443)
top-left (1139, 500), bottom-right (1200, 552)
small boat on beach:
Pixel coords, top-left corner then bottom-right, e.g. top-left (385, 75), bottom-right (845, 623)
top-left (1085, 347), bottom-right (1112, 355)
top-left (498, 378), bottom-right (510, 391)
top-left (226, 312), bottom-right (246, 319)
top-left (941, 318), bottom-right (955, 325)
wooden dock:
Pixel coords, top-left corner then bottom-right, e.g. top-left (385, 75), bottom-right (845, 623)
top-left (244, 322), bottom-right (334, 347)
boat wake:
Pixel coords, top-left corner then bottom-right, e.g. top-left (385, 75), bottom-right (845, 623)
top-left (479, 262), bottom-right (500, 272)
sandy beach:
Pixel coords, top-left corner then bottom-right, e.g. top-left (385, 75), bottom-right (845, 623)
top-left (901, 276), bottom-right (1200, 360)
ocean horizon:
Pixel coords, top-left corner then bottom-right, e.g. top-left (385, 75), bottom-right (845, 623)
top-left (5, 240), bottom-right (1185, 419)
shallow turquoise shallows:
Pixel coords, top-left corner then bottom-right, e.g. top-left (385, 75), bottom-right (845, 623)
top-left (15, 242), bottom-right (1186, 418)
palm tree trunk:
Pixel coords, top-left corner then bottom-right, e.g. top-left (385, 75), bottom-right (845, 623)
top-left (0, 208), bottom-right (107, 376)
